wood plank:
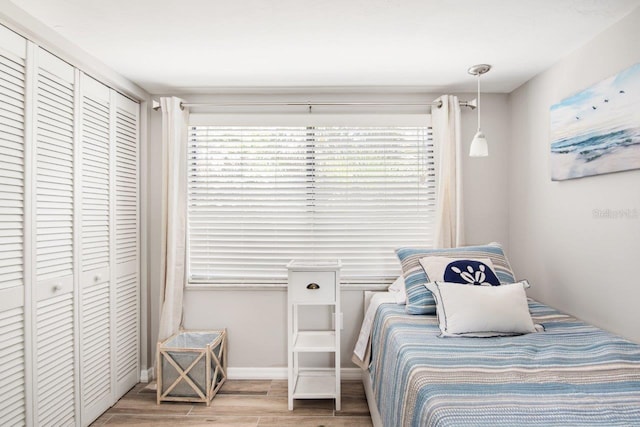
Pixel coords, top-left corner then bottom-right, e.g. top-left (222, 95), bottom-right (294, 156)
top-left (258, 416), bottom-right (373, 427)
top-left (219, 380), bottom-right (270, 395)
top-left (335, 397), bottom-right (371, 416)
top-left (102, 415), bottom-right (259, 426)
top-left (189, 395), bottom-right (333, 417)
top-left (93, 380), bottom-right (372, 426)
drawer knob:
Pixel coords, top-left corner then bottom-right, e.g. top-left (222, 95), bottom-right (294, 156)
top-left (306, 283), bottom-right (320, 290)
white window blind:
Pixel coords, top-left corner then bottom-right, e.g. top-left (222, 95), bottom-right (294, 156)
top-left (187, 123), bottom-right (436, 283)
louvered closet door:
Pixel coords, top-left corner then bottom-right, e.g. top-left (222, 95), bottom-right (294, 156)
top-left (0, 25), bottom-right (27, 426)
top-left (79, 74), bottom-right (112, 425)
top-left (113, 93), bottom-right (139, 397)
top-left (34, 48), bottom-right (77, 427)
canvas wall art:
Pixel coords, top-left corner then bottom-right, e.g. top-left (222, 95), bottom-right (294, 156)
top-left (550, 62), bottom-right (640, 181)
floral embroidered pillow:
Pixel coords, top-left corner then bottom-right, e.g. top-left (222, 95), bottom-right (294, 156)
top-left (419, 257), bottom-right (501, 286)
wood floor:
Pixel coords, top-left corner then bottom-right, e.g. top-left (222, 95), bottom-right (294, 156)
top-left (91, 380), bottom-right (373, 426)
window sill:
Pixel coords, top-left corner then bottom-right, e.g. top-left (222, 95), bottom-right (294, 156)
top-left (186, 283), bottom-right (286, 291)
top-left (185, 282), bottom-right (389, 291)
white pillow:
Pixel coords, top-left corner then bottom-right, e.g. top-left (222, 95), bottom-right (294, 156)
top-left (387, 276), bottom-right (406, 305)
top-left (419, 257), bottom-right (500, 285)
top-left (424, 281), bottom-right (537, 337)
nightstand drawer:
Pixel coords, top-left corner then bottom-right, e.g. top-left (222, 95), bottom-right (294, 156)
top-left (289, 272), bottom-right (336, 303)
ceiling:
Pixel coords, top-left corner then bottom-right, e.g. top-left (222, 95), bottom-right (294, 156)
top-left (9, 0), bottom-right (640, 94)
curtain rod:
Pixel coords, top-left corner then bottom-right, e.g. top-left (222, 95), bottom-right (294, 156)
top-left (152, 99), bottom-right (476, 110)
top-left (181, 100), bottom-right (476, 109)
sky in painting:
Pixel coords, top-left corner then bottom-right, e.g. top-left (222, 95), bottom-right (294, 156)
top-left (550, 62), bottom-right (640, 144)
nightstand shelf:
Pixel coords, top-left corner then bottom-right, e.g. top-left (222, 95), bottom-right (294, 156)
top-left (293, 331), bottom-right (337, 352)
top-left (287, 260), bottom-right (341, 411)
top-left (292, 370), bottom-right (337, 399)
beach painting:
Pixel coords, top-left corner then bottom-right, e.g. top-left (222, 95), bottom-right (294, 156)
top-left (550, 62), bottom-right (640, 180)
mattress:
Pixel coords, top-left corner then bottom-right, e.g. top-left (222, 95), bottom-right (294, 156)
top-left (367, 300), bottom-right (640, 427)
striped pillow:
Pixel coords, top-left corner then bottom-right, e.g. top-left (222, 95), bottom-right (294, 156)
top-left (395, 243), bottom-right (516, 315)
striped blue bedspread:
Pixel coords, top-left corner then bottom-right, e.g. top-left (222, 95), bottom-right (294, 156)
top-left (369, 300), bottom-right (640, 427)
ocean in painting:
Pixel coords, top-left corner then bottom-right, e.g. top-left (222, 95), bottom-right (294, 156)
top-left (550, 62), bottom-right (640, 180)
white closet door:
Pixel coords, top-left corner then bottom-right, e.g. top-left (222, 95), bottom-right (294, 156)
top-left (0, 304), bottom-right (27, 425)
top-left (114, 93), bottom-right (139, 397)
top-left (35, 293), bottom-right (75, 426)
top-left (34, 48), bottom-right (76, 426)
top-left (79, 74), bottom-right (112, 425)
top-left (0, 25), bottom-right (27, 426)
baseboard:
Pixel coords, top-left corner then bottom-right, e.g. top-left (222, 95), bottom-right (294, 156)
top-left (141, 365), bottom-right (361, 381)
top-left (341, 368), bottom-right (362, 380)
top-left (227, 367), bottom-right (362, 380)
top-left (228, 367), bottom-right (286, 379)
top-left (140, 366), bottom-right (155, 383)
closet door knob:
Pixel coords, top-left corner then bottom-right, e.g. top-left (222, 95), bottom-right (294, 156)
top-left (306, 283), bottom-right (320, 290)
top-left (52, 284), bottom-right (61, 292)
top-left (94, 275), bottom-right (102, 282)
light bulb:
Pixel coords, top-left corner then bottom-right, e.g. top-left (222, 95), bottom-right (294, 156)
top-left (469, 131), bottom-right (488, 157)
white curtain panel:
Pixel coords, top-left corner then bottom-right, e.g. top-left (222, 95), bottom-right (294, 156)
top-left (432, 95), bottom-right (464, 248)
top-left (158, 97), bottom-right (189, 341)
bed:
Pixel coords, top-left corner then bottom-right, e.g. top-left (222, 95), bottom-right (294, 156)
top-left (354, 292), bottom-right (640, 427)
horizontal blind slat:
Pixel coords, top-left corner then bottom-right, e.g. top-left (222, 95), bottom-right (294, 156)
top-left (188, 124), bottom-right (435, 282)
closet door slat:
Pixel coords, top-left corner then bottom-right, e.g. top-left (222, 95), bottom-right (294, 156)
top-left (0, 306), bottom-right (26, 426)
top-left (0, 25), bottom-right (27, 427)
top-left (114, 93), bottom-right (139, 396)
top-left (80, 279), bottom-right (111, 410)
top-left (0, 31), bottom-right (26, 293)
top-left (81, 77), bottom-right (110, 272)
top-left (34, 47), bottom-right (77, 426)
top-left (35, 292), bottom-right (75, 426)
top-left (115, 96), bottom-right (138, 266)
top-left (79, 74), bottom-right (112, 425)
top-left (35, 51), bottom-right (74, 284)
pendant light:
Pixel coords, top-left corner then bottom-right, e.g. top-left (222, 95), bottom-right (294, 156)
top-left (468, 64), bottom-right (491, 157)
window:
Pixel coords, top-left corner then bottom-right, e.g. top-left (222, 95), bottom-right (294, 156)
top-left (187, 121), bottom-right (436, 284)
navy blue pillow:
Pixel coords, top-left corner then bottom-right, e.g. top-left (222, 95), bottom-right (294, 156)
top-left (443, 260), bottom-right (500, 286)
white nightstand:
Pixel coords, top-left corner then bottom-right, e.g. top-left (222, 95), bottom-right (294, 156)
top-left (286, 260), bottom-right (341, 411)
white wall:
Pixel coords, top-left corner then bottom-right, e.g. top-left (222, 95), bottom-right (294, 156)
top-left (146, 91), bottom-right (511, 370)
top-left (508, 7), bottom-right (640, 343)
top-left (462, 94), bottom-right (511, 248)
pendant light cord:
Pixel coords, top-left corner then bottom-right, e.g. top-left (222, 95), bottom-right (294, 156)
top-left (477, 74), bottom-right (481, 130)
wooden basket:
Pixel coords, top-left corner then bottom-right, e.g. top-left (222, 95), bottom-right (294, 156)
top-left (156, 329), bottom-right (227, 405)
